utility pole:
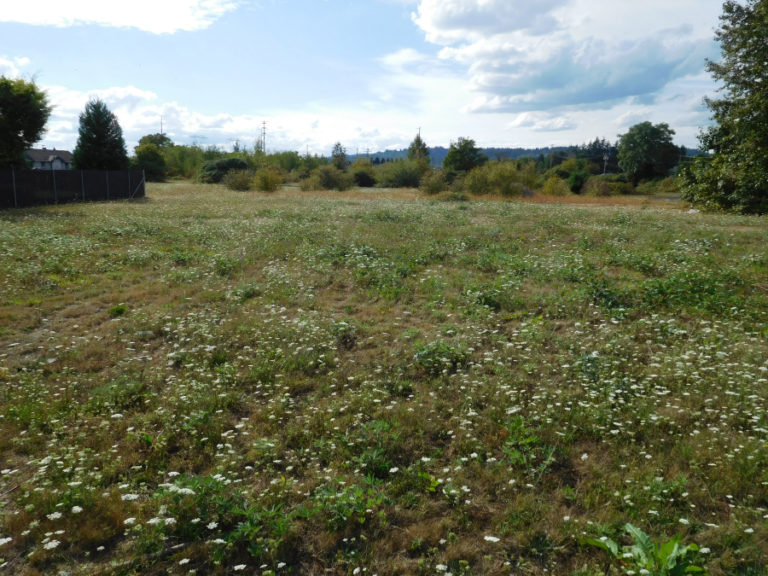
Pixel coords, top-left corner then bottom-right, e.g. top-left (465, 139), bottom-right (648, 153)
top-left (261, 121), bottom-right (267, 153)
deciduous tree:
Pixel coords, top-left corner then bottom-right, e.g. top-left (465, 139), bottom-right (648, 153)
top-left (72, 99), bottom-right (128, 170)
top-left (133, 142), bottom-right (167, 181)
top-left (617, 122), bottom-right (679, 185)
top-left (680, 0), bottom-right (768, 213)
top-left (0, 76), bottom-right (51, 167)
top-left (442, 137), bottom-right (487, 177)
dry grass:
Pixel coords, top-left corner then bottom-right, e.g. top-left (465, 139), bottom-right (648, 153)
top-left (0, 182), bottom-right (766, 575)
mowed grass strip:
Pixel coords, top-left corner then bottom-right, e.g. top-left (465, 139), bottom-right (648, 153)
top-left (0, 182), bottom-right (766, 576)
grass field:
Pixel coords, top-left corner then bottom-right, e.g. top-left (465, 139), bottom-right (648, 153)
top-left (1, 182), bottom-right (766, 575)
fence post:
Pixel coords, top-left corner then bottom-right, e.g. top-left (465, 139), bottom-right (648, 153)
top-left (106, 171), bottom-right (110, 200)
top-left (128, 171), bottom-right (131, 198)
top-left (11, 167), bottom-right (17, 208)
top-left (81, 170), bottom-right (85, 201)
top-left (52, 168), bottom-right (58, 204)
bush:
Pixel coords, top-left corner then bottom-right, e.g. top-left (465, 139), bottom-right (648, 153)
top-left (299, 175), bottom-right (322, 191)
top-left (222, 169), bottom-right (253, 191)
top-left (375, 160), bottom-right (425, 188)
top-left (583, 174), bottom-right (633, 196)
top-left (419, 170), bottom-right (447, 195)
top-left (254, 167), bottom-right (283, 192)
top-left (541, 176), bottom-right (571, 196)
top-left (197, 157), bottom-right (249, 183)
top-left (350, 159), bottom-right (376, 188)
top-left (568, 170), bottom-right (588, 193)
top-left (635, 177), bottom-right (680, 196)
top-left (314, 165), bottom-right (353, 191)
top-left (463, 161), bottom-right (537, 196)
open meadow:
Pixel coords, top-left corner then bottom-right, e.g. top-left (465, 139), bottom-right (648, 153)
top-left (1, 182), bottom-right (767, 575)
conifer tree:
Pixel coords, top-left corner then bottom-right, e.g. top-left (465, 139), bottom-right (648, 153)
top-left (72, 99), bottom-right (128, 170)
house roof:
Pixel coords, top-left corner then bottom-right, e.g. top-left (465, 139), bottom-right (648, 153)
top-left (25, 148), bottom-right (73, 163)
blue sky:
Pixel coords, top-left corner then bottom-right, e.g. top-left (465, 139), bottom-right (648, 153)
top-left (1, 0), bottom-right (723, 155)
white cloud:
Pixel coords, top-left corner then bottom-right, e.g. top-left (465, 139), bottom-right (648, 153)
top-left (413, 0), bottom-right (567, 44)
top-left (509, 112), bottom-right (576, 132)
top-left (411, 0), bottom-right (721, 137)
top-left (0, 0), bottom-right (240, 34)
top-left (0, 55), bottom-right (31, 78)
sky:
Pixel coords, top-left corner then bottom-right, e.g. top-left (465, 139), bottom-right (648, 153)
top-left (0, 0), bottom-right (725, 155)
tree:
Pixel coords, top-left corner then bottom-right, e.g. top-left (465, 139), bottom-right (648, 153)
top-left (617, 122), bottom-right (679, 185)
top-left (442, 137), bottom-right (487, 177)
top-left (133, 143), bottom-right (167, 181)
top-left (138, 133), bottom-right (172, 149)
top-left (0, 76), bottom-right (52, 167)
top-left (330, 142), bottom-right (349, 171)
top-left (680, 0), bottom-right (768, 213)
top-left (407, 132), bottom-right (430, 163)
top-left (72, 99), bottom-right (128, 170)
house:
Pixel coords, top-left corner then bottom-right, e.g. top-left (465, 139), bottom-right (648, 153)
top-left (25, 148), bottom-right (73, 170)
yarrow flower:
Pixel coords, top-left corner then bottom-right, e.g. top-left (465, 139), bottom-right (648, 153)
top-left (484, 535), bottom-right (500, 543)
top-left (43, 539), bottom-right (61, 550)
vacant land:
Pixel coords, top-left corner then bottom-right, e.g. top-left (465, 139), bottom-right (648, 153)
top-left (0, 183), bottom-right (766, 575)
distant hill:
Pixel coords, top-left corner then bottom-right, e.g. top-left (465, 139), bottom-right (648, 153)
top-left (350, 146), bottom-right (573, 167)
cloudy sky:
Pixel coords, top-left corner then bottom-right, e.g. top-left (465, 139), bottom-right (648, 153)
top-left (1, 0), bottom-right (723, 155)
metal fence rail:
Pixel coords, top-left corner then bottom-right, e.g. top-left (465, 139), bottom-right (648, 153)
top-left (0, 169), bottom-right (146, 208)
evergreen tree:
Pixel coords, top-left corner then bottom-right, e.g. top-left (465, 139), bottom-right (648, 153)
top-left (407, 132), bottom-right (429, 163)
top-left (0, 76), bottom-right (51, 167)
top-left (72, 99), bottom-right (128, 170)
top-left (330, 142), bottom-right (349, 171)
top-left (681, 0), bottom-right (768, 213)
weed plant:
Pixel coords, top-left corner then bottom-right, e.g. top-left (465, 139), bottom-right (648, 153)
top-left (0, 182), bottom-right (766, 575)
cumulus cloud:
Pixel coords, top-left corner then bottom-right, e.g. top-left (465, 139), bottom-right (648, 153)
top-left (0, 55), bottom-right (31, 78)
top-left (509, 112), bottom-right (576, 132)
top-left (412, 0), bottom-right (721, 114)
top-left (413, 0), bottom-right (567, 44)
top-left (0, 0), bottom-right (240, 34)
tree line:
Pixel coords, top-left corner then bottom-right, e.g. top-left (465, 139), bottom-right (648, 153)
top-left (1, 0), bottom-right (765, 212)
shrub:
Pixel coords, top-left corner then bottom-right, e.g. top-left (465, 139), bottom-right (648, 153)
top-left (222, 169), bottom-right (253, 191)
top-left (568, 170), bottom-right (589, 193)
top-left (254, 167), bottom-right (283, 192)
top-left (299, 175), bottom-right (322, 191)
top-left (419, 170), bottom-right (447, 195)
top-left (314, 165), bottom-right (353, 191)
top-left (541, 175), bottom-right (571, 196)
top-left (350, 159), bottom-right (376, 188)
top-left (197, 157), bottom-right (249, 183)
top-left (376, 159), bottom-right (424, 188)
top-left (464, 160), bottom-right (537, 196)
top-left (583, 174), bottom-right (633, 196)
top-left (636, 177), bottom-right (680, 196)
